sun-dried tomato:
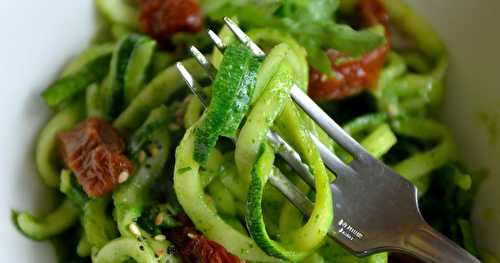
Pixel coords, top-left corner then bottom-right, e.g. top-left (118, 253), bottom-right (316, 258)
top-left (308, 44), bottom-right (389, 100)
top-left (358, 0), bottom-right (390, 30)
top-left (166, 214), bottom-right (244, 263)
top-left (138, 0), bottom-right (203, 43)
top-left (308, 0), bottom-right (390, 101)
top-left (58, 118), bottom-right (133, 198)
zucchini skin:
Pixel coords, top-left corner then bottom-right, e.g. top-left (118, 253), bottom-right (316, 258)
top-left (100, 34), bottom-right (155, 119)
top-left (124, 38), bottom-right (156, 104)
top-left (42, 53), bottom-right (111, 108)
top-left (194, 42), bottom-right (261, 164)
top-left (101, 34), bottom-right (142, 118)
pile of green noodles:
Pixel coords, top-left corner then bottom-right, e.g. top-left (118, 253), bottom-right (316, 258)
top-left (12, 0), bottom-right (490, 262)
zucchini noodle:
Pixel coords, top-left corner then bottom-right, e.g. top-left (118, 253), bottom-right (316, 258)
top-left (392, 118), bottom-right (456, 183)
top-left (35, 101), bottom-right (85, 188)
top-left (175, 42), bottom-right (333, 261)
top-left (175, 129), bottom-right (280, 262)
top-left (14, 198), bottom-right (79, 240)
top-left (96, 0), bottom-right (139, 29)
top-left (92, 237), bottom-right (159, 263)
top-left (77, 233), bottom-right (92, 257)
top-left (82, 198), bottom-right (118, 249)
top-left (114, 58), bottom-right (206, 134)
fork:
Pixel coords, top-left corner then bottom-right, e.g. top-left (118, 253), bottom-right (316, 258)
top-left (176, 17), bottom-right (480, 263)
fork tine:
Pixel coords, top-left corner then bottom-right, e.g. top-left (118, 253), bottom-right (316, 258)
top-left (310, 134), bottom-right (357, 177)
top-left (207, 30), bottom-right (226, 51)
top-left (270, 169), bottom-right (314, 215)
top-left (290, 86), bottom-right (369, 159)
top-left (223, 17), bottom-right (266, 58)
top-left (189, 46), bottom-right (217, 80)
top-left (175, 62), bottom-right (209, 106)
top-left (266, 131), bottom-right (315, 187)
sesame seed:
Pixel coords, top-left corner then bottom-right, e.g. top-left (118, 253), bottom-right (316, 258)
top-left (155, 212), bottom-right (165, 226)
top-left (320, 74), bottom-right (328, 82)
top-left (118, 171), bottom-right (129, 184)
top-left (154, 234), bottom-right (166, 241)
top-left (129, 223), bottom-right (141, 237)
top-left (187, 233), bottom-right (196, 239)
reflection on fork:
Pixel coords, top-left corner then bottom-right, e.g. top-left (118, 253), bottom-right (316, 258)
top-left (175, 17), bottom-right (480, 263)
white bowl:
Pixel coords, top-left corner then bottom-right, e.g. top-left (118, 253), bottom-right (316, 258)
top-left (0, 0), bottom-right (498, 261)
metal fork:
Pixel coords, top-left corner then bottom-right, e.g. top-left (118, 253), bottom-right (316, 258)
top-left (176, 17), bottom-right (480, 263)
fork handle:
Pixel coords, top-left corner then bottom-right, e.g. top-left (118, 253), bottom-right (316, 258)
top-left (402, 223), bottom-right (480, 263)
